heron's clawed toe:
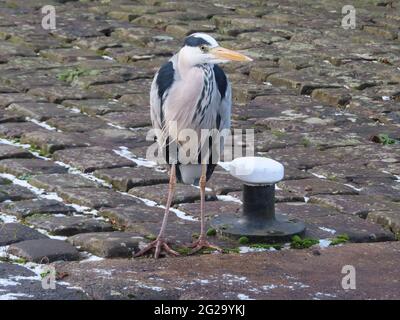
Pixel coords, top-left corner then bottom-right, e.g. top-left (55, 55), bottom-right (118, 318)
top-left (134, 239), bottom-right (180, 259)
top-left (188, 237), bottom-right (223, 255)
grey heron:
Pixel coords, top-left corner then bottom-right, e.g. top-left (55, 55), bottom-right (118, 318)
top-left (135, 33), bottom-right (252, 258)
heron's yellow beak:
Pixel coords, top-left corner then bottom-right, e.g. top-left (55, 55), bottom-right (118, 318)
top-left (210, 47), bottom-right (253, 62)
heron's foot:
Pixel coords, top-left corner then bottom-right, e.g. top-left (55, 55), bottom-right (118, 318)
top-left (134, 238), bottom-right (180, 259)
top-left (188, 237), bottom-right (223, 255)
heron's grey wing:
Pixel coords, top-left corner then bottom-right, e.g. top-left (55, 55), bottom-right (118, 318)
top-left (213, 64), bottom-right (231, 131)
top-left (150, 60), bottom-right (175, 132)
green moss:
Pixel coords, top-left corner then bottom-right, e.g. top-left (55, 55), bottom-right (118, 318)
top-left (57, 68), bottom-right (99, 83)
top-left (222, 247), bottom-right (240, 254)
top-left (206, 228), bottom-right (217, 237)
top-left (191, 232), bottom-right (199, 239)
top-left (301, 137), bottom-right (311, 147)
top-left (290, 235), bottom-right (318, 249)
top-left (238, 236), bottom-right (249, 245)
top-left (330, 234), bottom-right (350, 246)
top-left (327, 174), bottom-right (338, 181)
top-left (18, 173), bottom-right (32, 181)
top-left (249, 243), bottom-right (283, 250)
top-left (175, 247), bottom-right (191, 255)
top-left (372, 133), bottom-right (399, 146)
top-left (271, 130), bottom-right (287, 138)
top-left (144, 234), bottom-right (157, 241)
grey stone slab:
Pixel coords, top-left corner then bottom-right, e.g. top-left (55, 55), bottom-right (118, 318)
top-left (0, 184), bottom-right (36, 202)
top-left (21, 131), bottom-right (90, 154)
top-left (57, 187), bottom-right (142, 209)
top-left (93, 166), bottom-right (168, 191)
top-left (68, 232), bottom-right (146, 258)
top-left (25, 215), bottom-right (114, 236)
top-left (8, 239), bottom-right (80, 263)
top-left (0, 158), bottom-right (68, 176)
top-left (52, 146), bottom-right (135, 173)
top-left (0, 144), bottom-right (33, 160)
top-left (62, 99), bottom-right (128, 116)
top-left (28, 173), bottom-right (99, 192)
top-left (0, 223), bottom-right (48, 246)
top-left (128, 184), bottom-right (217, 205)
top-left (0, 199), bottom-right (76, 219)
top-left (7, 102), bottom-right (78, 121)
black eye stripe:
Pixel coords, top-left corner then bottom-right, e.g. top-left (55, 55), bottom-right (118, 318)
top-left (184, 36), bottom-right (211, 47)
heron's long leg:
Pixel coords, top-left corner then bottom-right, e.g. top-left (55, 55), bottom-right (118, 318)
top-left (134, 164), bottom-right (180, 258)
top-left (189, 164), bottom-right (222, 254)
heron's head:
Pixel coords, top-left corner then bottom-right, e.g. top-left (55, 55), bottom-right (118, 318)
top-left (179, 33), bottom-right (253, 67)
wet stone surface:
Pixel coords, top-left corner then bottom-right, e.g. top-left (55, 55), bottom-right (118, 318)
top-left (25, 215), bottom-right (114, 237)
top-left (0, 223), bottom-right (48, 246)
top-left (8, 239), bottom-right (80, 263)
top-left (0, 199), bottom-right (76, 219)
top-left (68, 232), bottom-right (147, 258)
top-left (0, 0), bottom-right (398, 300)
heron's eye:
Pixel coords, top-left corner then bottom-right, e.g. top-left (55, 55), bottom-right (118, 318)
top-left (200, 45), bottom-right (208, 52)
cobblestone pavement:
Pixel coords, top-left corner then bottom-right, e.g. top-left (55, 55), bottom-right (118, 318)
top-left (0, 0), bottom-right (399, 300)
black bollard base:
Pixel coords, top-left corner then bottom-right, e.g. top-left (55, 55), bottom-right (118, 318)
top-left (211, 213), bottom-right (305, 243)
top-left (211, 183), bottom-right (305, 243)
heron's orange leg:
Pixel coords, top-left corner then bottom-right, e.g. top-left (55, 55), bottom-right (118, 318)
top-left (134, 165), bottom-right (180, 258)
top-left (189, 164), bottom-right (222, 254)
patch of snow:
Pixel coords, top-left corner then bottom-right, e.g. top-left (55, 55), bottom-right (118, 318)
top-left (344, 183), bottom-right (363, 192)
top-left (382, 96), bottom-right (390, 101)
top-left (26, 117), bottom-right (59, 132)
top-left (239, 246), bottom-right (276, 253)
top-left (0, 293), bottom-right (34, 300)
top-left (0, 213), bottom-right (18, 223)
top-left (303, 196), bottom-right (310, 203)
top-left (113, 146), bottom-right (158, 168)
top-left (102, 55), bottom-right (114, 61)
top-left (135, 282), bottom-right (164, 292)
top-left (311, 172), bottom-right (326, 179)
top-left (319, 239), bottom-right (332, 248)
top-left (237, 293), bottom-right (254, 300)
top-left (318, 227), bottom-right (336, 234)
top-left (217, 195), bottom-right (242, 204)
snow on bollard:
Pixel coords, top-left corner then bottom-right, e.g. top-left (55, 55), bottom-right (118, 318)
top-left (212, 157), bottom-right (305, 243)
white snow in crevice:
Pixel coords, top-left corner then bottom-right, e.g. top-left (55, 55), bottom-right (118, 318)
top-left (26, 117), bottom-right (59, 132)
top-left (113, 146), bottom-right (158, 168)
top-left (237, 293), bottom-right (254, 300)
top-left (344, 183), bottom-right (363, 192)
top-left (217, 194), bottom-right (242, 204)
top-left (303, 196), bottom-right (310, 203)
top-left (107, 122), bottom-right (125, 130)
top-left (318, 227), bottom-right (336, 234)
top-left (79, 252), bottom-right (104, 263)
top-left (35, 228), bottom-right (67, 241)
top-left (0, 293), bottom-right (34, 300)
top-left (135, 282), bottom-right (165, 292)
top-left (238, 246), bottom-right (276, 253)
top-left (69, 107), bottom-right (81, 114)
top-left (102, 55), bottom-right (114, 61)
top-left (311, 172), bottom-right (326, 179)
top-left (0, 213), bottom-right (18, 223)
top-left (0, 138), bottom-right (48, 160)
top-left (0, 172), bottom-right (98, 216)
top-left (54, 161), bottom-right (111, 187)
top-left (318, 239), bottom-right (332, 248)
